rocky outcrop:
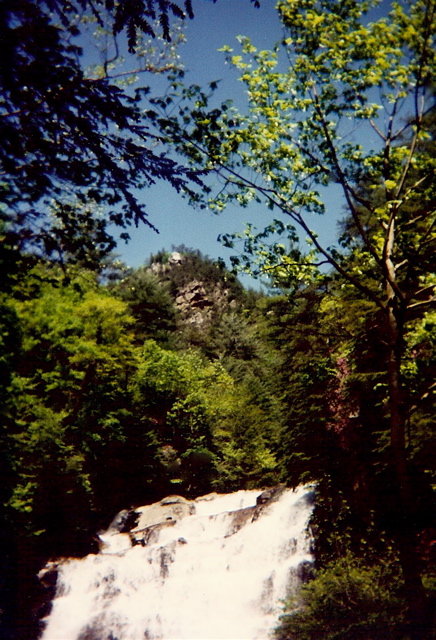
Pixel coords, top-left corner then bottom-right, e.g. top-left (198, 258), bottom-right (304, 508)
top-left (175, 281), bottom-right (215, 310)
top-left (150, 252), bottom-right (237, 330)
top-left (37, 561), bottom-right (62, 623)
top-left (108, 487), bottom-right (289, 549)
top-left (128, 496), bottom-right (195, 546)
top-left (174, 279), bottom-right (232, 329)
top-left (256, 485), bottom-right (286, 506)
top-left (133, 495), bottom-right (195, 530)
top-left (108, 508), bottom-right (140, 533)
top-left (131, 521), bottom-right (176, 547)
top-left (226, 486), bottom-right (287, 533)
top-left (226, 506), bottom-right (257, 536)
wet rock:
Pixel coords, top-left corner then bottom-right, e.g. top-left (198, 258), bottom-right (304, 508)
top-left (297, 560), bottom-right (315, 584)
top-left (159, 544), bottom-right (175, 579)
top-left (108, 508), bottom-right (140, 533)
top-left (226, 507), bottom-right (257, 537)
top-left (37, 561), bottom-right (62, 630)
top-left (256, 485), bottom-right (286, 506)
top-left (38, 561), bottom-right (60, 591)
top-left (130, 521), bottom-right (176, 547)
top-left (77, 615), bottom-right (116, 640)
top-left (250, 485), bottom-right (287, 522)
top-left (129, 496), bottom-right (195, 546)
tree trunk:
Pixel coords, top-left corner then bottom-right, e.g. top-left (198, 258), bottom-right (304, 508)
top-left (386, 304), bottom-right (429, 639)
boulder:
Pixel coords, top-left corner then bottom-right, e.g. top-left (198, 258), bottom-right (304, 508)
top-left (256, 485), bottom-right (286, 506)
top-left (107, 508), bottom-right (140, 533)
top-left (226, 506), bottom-right (257, 537)
top-left (132, 496), bottom-right (194, 532)
top-left (130, 521), bottom-right (176, 547)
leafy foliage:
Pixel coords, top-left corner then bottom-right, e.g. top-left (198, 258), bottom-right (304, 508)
top-left (2, 3), bottom-right (436, 636)
top-left (276, 553), bottom-right (406, 640)
top-left (0, 0), bottom-right (204, 265)
top-left (133, 337), bottom-right (281, 492)
top-left (6, 267), bottom-right (140, 532)
top-left (151, 2), bottom-right (436, 634)
top-left (112, 266), bottom-right (178, 346)
top-left (0, 0), bottom-right (262, 265)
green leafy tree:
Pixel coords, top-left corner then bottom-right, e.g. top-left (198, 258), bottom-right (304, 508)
top-left (276, 553), bottom-right (407, 640)
top-left (210, 383), bottom-right (280, 490)
top-left (0, 0), bottom-right (261, 264)
top-left (134, 340), bottom-right (217, 450)
top-left (1, 264), bottom-right (175, 638)
top-left (112, 265), bottom-right (178, 346)
top-left (133, 339), bottom-right (280, 492)
top-left (0, 0), bottom-right (201, 262)
top-left (154, 0), bottom-right (436, 634)
top-left (6, 266), bottom-right (141, 534)
top-left (260, 289), bottom-right (339, 484)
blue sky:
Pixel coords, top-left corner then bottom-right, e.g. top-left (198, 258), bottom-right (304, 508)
top-left (116, 0), bottom-right (386, 283)
top-left (117, 1), bottom-right (286, 276)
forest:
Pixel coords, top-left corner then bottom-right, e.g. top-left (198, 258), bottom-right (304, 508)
top-left (1, 1), bottom-right (436, 639)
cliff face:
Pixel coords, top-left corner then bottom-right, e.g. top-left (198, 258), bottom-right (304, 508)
top-left (150, 251), bottom-right (239, 333)
top-left (174, 279), bottom-right (235, 328)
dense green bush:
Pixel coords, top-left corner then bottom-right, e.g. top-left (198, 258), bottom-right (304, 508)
top-left (275, 553), bottom-right (406, 640)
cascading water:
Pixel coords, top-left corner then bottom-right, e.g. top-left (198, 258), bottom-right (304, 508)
top-left (39, 485), bottom-right (314, 640)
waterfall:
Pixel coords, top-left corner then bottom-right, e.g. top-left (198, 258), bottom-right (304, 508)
top-left (39, 485), bottom-right (314, 640)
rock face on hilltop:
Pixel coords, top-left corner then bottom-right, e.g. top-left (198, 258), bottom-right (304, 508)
top-left (115, 247), bottom-right (259, 353)
top-left (151, 251), bottom-right (239, 330)
top-left (174, 278), bottom-right (234, 328)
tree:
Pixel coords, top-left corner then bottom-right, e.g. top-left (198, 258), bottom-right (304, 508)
top-left (0, 0), bottom-right (261, 264)
top-left (6, 265), bottom-right (142, 534)
top-left (0, 0), bottom-right (194, 261)
top-left (275, 552), bottom-right (406, 640)
top-left (132, 338), bottom-right (281, 493)
top-left (154, 0), bottom-right (436, 635)
top-left (112, 265), bottom-right (178, 346)
top-left (2, 264), bottom-right (134, 634)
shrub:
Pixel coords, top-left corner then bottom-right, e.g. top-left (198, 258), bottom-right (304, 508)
top-left (275, 553), bottom-right (406, 640)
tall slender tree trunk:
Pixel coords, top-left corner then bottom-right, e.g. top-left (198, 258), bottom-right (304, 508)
top-left (383, 212), bottom-right (428, 637)
top-left (386, 304), bottom-right (429, 639)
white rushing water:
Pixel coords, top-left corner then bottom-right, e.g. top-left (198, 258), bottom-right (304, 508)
top-left (40, 485), bottom-right (314, 640)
